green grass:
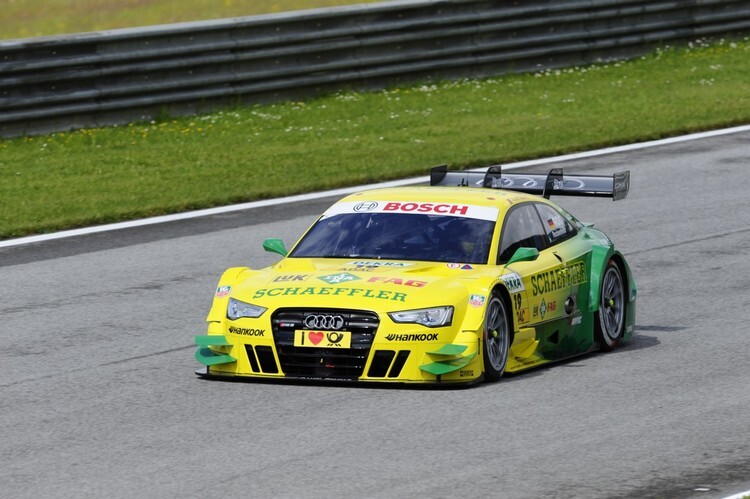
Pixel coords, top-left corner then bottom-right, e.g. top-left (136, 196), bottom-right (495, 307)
top-left (0, 0), bottom-right (381, 40)
top-left (1, 37), bottom-right (749, 239)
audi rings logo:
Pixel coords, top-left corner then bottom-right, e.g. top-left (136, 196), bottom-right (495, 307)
top-left (303, 314), bottom-right (345, 330)
top-left (353, 201), bottom-right (378, 212)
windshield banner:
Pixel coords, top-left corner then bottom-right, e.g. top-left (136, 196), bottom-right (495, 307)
top-left (323, 201), bottom-right (499, 221)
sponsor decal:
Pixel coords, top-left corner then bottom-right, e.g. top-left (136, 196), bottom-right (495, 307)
top-left (322, 201), bottom-right (499, 221)
top-left (512, 294), bottom-right (527, 323)
top-left (530, 261), bottom-right (587, 296)
top-left (353, 201), bottom-right (378, 212)
top-left (367, 277), bottom-right (427, 287)
top-left (547, 218), bottom-right (556, 230)
top-left (253, 287), bottom-right (407, 302)
top-left (348, 261), bottom-right (412, 268)
top-left (538, 299), bottom-right (557, 320)
top-left (517, 307), bottom-right (529, 323)
top-left (384, 333), bottom-right (439, 341)
top-left (215, 285), bottom-right (231, 298)
top-left (469, 294), bottom-right (486, 307)
top-left (459, 369), bottom-right (475, 377)
top-left (447, 263), bottom-right (474, 270)
top-left (271, 274), bottom-right (310, 283)
top-left (318, 272), bottom-right (360, 285)
top-left (295, 330), bottom-right (352, 348)
top-left (383, 201), bottom-right (469, 215)
top-left (570, 316), bottom-right (582, 326)
top-left (500, 272), bottom-right (525, 293)
top-left (228, 326), bottom-right (265, 337)
top-left (338, 267), bottom-right (376, 272)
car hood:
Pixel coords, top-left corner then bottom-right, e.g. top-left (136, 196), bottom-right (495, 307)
top-left (231, 258), bottom-right (490, 310)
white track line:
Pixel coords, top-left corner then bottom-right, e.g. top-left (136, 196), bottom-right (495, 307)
top-left (2, 124), bottom-right (749, 249)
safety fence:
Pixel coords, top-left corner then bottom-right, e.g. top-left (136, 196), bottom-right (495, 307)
top-left (1, 0), bottom-right (749, 137)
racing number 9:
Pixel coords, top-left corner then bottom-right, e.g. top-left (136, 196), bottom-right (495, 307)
top-left (513, 293), bottom-right (525, 323)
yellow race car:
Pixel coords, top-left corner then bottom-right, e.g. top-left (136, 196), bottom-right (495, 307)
top-left (195, 166), bottom-right (636, 385)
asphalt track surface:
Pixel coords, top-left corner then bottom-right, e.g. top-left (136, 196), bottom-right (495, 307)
top-left (2, 131), bottom-right (749, 499)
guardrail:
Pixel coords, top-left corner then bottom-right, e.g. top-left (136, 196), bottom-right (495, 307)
top-left (1, 0), bottom-right (749, 137)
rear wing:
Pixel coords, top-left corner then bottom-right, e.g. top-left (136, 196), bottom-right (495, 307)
top-left (430, 165), bottom-right (630, 201)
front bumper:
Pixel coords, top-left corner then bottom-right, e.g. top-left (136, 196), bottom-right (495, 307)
top-left (194, 330), bottom-right (483, 385)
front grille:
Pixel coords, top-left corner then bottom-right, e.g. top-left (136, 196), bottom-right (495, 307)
top-left (271, 308), bottom-right (379, 379)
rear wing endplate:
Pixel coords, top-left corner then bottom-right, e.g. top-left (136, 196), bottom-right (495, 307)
top-left (430, 165), bottom-right (629, 201)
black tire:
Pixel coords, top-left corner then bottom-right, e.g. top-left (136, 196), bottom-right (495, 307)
top-left (595, 260), bottom-right (626, 351)
top-left (482, 294), bottom-right (511, 381)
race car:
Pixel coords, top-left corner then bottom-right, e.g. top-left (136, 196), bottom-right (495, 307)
top-left (195, 165), bottom-right (636, 385)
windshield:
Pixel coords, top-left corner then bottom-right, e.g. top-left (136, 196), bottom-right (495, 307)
top-left (290, 212), bottom-right (495, 264)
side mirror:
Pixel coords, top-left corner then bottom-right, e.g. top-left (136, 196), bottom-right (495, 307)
top-left (507, 247), bottom-right (539, 265)
top-left (263, 238), bottom-right (288, 256)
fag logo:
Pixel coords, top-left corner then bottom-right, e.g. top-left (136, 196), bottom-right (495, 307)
top-left (367, 277), bottom-right (427, 287)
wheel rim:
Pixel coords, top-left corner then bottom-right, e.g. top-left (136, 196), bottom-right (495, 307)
top-left (486, 298), bottom-right (509, 371)
top-left (600, 266), bottom-right (624, 340)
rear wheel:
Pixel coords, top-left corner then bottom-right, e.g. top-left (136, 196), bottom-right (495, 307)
top-left (482, 295), bottom-right (510, 381)
top-left (595, 260), bottom-right (625, 351)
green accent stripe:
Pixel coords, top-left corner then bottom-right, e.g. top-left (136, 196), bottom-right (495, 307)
top-left (419, 352), bottom-right (476, 375)
top-left (195, 347), bottom-right (236, 366)
top-left (427, 344), bottom-right (468, 356)
top-left (195, 334), bottom-right (230, 346)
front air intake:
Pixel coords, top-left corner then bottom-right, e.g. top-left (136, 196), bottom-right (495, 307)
top-left (271, 308), bottom-right (379, 379)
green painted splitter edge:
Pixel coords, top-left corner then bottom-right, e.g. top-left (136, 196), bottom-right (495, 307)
top-left (428, 344), bottom-right (467, 356)
top-left (195, 335), bottom-right (235, 366)
top-left (419, 352), bottom-right (476, 376)
top-left (195, 335), bottom-right (230, 346)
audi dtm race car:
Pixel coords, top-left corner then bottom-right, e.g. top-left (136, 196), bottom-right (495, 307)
top-left (195, 166), bottom-right (636, 385)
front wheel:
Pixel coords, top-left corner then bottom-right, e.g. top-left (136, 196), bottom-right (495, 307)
top-left (482, 295), bottom-right (511, 381)
top-left (595, 260), bottom-right (625, 351)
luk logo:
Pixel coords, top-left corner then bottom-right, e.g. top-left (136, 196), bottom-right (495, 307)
top-left (271, 274), bottom-right (309, 283)
top-left (318, 272), bottom-right (360, 285)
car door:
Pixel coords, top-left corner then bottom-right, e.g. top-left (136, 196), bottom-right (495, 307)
top-left (497, 203), bottom-right (567, 329)
top-left (531, 202), bottom-right (595, 354)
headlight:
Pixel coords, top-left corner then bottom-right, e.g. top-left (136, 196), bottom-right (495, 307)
top-left (227, 298), bottom-right (267, 320)
top-left (388, 306), bottom-right (453, 328)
